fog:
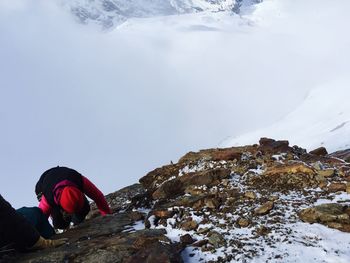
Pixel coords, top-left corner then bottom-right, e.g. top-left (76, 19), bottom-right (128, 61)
top-left (1, 0), bottom-right (343, 207)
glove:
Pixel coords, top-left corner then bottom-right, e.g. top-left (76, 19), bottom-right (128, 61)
top-left (30, 236), bottom-right (68, 250)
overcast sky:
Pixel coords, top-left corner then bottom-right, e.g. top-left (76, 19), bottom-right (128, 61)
top-left (1, 0), bottom-right (345, 208)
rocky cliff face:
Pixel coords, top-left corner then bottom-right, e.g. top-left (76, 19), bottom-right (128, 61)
top-left (3, 138), bottom-right (350, 262)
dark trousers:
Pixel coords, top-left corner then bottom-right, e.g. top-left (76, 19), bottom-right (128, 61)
top-left (0, 195), bottom-right (40, 250)
top-left (16, 207), bottom-right (55, 239)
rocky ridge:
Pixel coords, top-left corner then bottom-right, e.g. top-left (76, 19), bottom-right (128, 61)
top-left (3, 138), bottom-right (350, 262)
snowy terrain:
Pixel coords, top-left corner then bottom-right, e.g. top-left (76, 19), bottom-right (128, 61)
top-left (129, 159), bottom-right (350, 263)
top-left (58, 0), bottom-right (260, 28)
top-left (223, 79), bottom-right (350, 153)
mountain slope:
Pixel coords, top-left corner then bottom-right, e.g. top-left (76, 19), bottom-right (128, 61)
top-left (223, 79), bottom-right (350, 153)
top-left (5, 139), bottom-right (350, 262)
top-left (58, 0), bottom-right (261, 28)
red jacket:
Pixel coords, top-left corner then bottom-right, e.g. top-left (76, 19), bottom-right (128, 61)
top-left (39, 176), bottom-right (111, 217)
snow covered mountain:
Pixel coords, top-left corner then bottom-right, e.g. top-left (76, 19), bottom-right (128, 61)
top-left (58, 0), bottom-right (261, 28)
top-left (223, 79), bottom-right (350, 153)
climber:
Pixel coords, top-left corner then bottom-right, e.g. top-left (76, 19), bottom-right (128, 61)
top-left (0, 194), bottom-right (66, 251)
top-left (35, 166), bottom-right (112, 229)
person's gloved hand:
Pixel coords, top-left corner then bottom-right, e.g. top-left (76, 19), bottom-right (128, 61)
top-left (30, 236), bottom-right (68, 250)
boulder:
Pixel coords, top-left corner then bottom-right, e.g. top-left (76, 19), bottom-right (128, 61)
top-left (125, 241), bottom-right (184, 263)
top-left (329, 148), bottom-right (350, 162)
top-left (178, 146), bottom-right (257, 164)
top-left (237, 218), bottom-right (250, 227)
top-left (140, 164), bottom-right (181, 192)
top-left (328, 183), bottom-right (347, 192)
top-left (250, 163), bottom-right (321, 191)
top-left (244, 191), bottom-right (257, 200)
top-left (309, 147), bottom-right (328, 156)
top-left (180, 234), bottom-right (196, 245)
top-left (152, 168), bottom-right (230, 200)
top-left (317, 169), bottom-right (335, 178)
top-left (180, 220), bottom-right (198, 231)
top-left (258, 138), bottom-right (292, 153)
top-left (207, 231), bottom-right (226, 248)
top-left (254, 201), bottom-right (274, 216)
top-left (299, 203), bottom-right (350, 232)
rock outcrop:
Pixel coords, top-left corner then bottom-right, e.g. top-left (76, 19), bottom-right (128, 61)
top-left (3, 138), bottom-right (350, 262)
top-left (299, 203), bottom-right (350, 232)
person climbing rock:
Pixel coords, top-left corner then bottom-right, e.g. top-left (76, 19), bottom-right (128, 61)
top-left (16, 207), bottom-right (55, 239)
top-left (0, 194), bottom-right (66, 251)
top-left (35, 166), bottom-right (112, 229)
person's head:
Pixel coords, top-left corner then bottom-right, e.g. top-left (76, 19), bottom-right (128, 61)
top-left (59, 186), bottom-right (85, 214)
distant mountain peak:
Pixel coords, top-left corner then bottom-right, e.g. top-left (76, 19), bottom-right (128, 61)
top-left (58, 0), bottom-right (262, 29)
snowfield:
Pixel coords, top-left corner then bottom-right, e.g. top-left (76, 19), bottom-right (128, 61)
top-left (224, 80), bottom-right (350, 153)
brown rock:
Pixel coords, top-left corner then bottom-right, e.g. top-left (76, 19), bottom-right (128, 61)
top-left (310, 147), bottom-right (328, 156)
top-left (329, 148), bottom-right (350, 163)
top-left (140, 164), bottom-right (180, 192)
top-left (339, 166), bottom-right (350, 177)
top-left (258, 138), bottom-right (291, 153)
top-left (178, 146), bottom-right (257, 164)
top-left (251, 162), bottom-right (321, 191)
top-left (153, 209), bottom-right (176, 219)
top-left (244, 191), bottom-right (257, 200)
top-left (180, 220), bottom-right (198, 231)
top-left (152, 168), bottom-right (230, 200)
top-left (180, 168), bottom-right (231, 188)
top-left (180, 234), bottom-right (196, 245)
top-left (191, 195), bottom-right (222, 210)
top-left (184, 186), bottom-right (206, 195)
top-left (254, 201), bottom-right (274, 216)
top-left (318, 180), bottom-right (328, 189)
top-left (269, 195), bottom-right (279, 201)
top-left (237, 218), bottom-right (250, 227)
top-left (256, 225), bottom-right (271, 236)
top-left (211, 149), bottom-right (242, 162)
top-left (152, 179), bottom-right (184, 200)
top-left (328, 183), bottom-right (347, 192)
top-left (317, 169), bottom-right (335, 178)
top-left (264, 163), bottom-right (316, 177)
top-left (197, 227), bottom-right (211, 234)
top-left (207, 231), bottom-right (226, 248)
top-left (132, 235), bottom-right (169, 249)
top-left (299, 203), bottom-right (350, 232)
top-left (125, 241), bottom-right (184, 263)
top-left (204, 198), bottom-right (221, 209)
top-left (127, 211), bottom-right (145, 221)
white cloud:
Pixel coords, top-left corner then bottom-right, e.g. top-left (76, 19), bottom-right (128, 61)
top-left (0, 0), bottom-right (26, 11)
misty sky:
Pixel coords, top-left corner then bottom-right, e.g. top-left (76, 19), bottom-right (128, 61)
top-left (0, 0), bottom-right (347, 208)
